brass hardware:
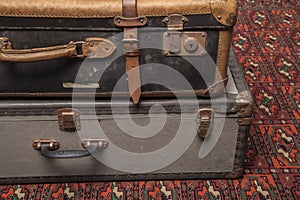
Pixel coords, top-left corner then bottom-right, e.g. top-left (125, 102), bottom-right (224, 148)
top-left (197, 108), bottom-right (213, 138)
top-left (163, 32), bottom-right (207, 57)
top-left (32, 139), bottom-right (60, 151)
top-left (82, 139), bottom-right (108, 149)
top-left (164, 32), bottom-right (182, 54)
top-left (82, 38), bottom-right (116, 59)
top-left (114, 16), bottom-right (147, 27)
top-left (237, 117), bottom-right (252, 126)
top-left (163, 14), bottom-right (188, 31)
top-left (163, 14), bottom-right (206, 56)
top-left (57, 108), bottom-right (81, 132)
top-left (236, 91), bottom-right (253, 117)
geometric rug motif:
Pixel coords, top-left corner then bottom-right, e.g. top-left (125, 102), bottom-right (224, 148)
top-left (0, 0), bottom-right (299, 199)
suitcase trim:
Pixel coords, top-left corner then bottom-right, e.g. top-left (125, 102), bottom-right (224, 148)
top-left (0, 0), bottom-right (237, 26)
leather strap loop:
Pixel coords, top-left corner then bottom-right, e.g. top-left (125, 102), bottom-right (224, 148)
top-left (122, 0), bottom-right (142, 104)
top-left (122, 0), bottom-right (137, 17)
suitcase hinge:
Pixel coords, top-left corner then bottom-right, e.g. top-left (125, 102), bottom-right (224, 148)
top-left (57, 108), bottom-right (81, 132)
top-left (197, 108), bottom-right (213, 138)
top-left (163, 14), bottom-right (188, 31)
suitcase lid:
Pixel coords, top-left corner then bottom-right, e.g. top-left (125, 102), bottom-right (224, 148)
top-left (0, 0), bottom-right (237, 26)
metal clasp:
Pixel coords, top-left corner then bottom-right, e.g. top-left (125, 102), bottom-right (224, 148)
top-left (162, 14), bottom-right (206, 56)
top-left (163, 14), bottom-right (188, 31)
top-left (57, 108), bottom-right (81, 132)
top-left (197, 108), bottom-right (213, 138)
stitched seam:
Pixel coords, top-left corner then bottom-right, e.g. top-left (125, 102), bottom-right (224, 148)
top-left (0, 11), bottom-right (211, 18)
top-left (216, 31), bottom-right (223, 82)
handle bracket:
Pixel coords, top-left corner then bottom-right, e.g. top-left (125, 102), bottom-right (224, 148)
top-left (33, 139), bottom-right (108, 159)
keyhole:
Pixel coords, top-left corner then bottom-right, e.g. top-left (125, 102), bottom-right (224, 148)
top-left (184, 37), bottom-right (198, 53)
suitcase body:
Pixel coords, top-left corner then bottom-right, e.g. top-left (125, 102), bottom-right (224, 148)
top-left (0, 50), bottom-right (252, 184)
top-left (0, 0), bottom-right (237, 103)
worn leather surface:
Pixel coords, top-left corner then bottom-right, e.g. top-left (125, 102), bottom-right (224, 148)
top-left (0, 44), bottom-right (77, 62)
top-left (0, 37), bottom-right (116, 62)
top-left (216, 30), bottom-right (233, 81)
top-left (0, 0), bottom-right (237, 26)
top-left (211, 0), bottom-right (237, 26)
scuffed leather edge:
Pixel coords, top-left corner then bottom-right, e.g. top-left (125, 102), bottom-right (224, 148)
top-left (0, 0), bottom-right (235, 24)
top-left (0, 0), bottom-right (210, 18)
top-left (214, 29), bottom-right (233, 91)
top-left (211, 0), bottom-right (237, 26)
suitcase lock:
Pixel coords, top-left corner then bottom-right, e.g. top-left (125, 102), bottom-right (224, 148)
top-left (57, 108), bottom-right (81, 132)
top-left (197, 108), bottom-right (213, 138)
top-left (163, 14), bottom-right (207, 56)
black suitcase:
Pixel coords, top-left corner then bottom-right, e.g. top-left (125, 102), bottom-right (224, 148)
top-left (0, 50), bottom-right (252, 184)
top-left (0, 0), bottom-right (237, 104)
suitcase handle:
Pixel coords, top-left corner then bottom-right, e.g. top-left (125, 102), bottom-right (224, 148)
top-left (0, 37), bottom-right (116, 63)
top-left (33, 139), bottom-right (108, 159)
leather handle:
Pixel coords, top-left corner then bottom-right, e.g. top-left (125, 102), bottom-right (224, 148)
top-left (0, 44), bottom-right (77, 63)
top-left (0, 37), bottom-right (116, 63)
top-left (33, 139), bottom-right (108, 159)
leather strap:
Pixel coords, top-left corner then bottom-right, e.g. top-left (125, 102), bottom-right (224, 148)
top-left (122, 0), bottom-right (141, 104)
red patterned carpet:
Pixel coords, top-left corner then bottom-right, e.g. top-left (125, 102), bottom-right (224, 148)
top-left (0, 0), bottom-right (299, 199)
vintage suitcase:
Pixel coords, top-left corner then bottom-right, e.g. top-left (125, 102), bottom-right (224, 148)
top-left (0, 0), bottom-right (237, 104)
top-left (0, 50), bottom-right (252, 184)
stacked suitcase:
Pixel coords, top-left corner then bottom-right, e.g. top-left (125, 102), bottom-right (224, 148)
top-left (0, 0), bottom-right (252, 184)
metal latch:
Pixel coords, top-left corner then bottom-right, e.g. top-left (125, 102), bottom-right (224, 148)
top-left (197, 108), bottom-right (213, 138)
top-left (162, 14), bottom-right (207, 56)
top-left (57, 108), bottom-right (81, 132)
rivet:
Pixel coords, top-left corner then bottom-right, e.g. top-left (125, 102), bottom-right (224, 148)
top-left (165, 18), bottom-right (169, 23)
top-left (181, 17), bottom-right (186, 22)
top-left (117, 19), bottom-right (121, 23)
top-left (218, 15), bottom-right (222, 20)
top-left (140, 19), bottom-right (144, 23)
